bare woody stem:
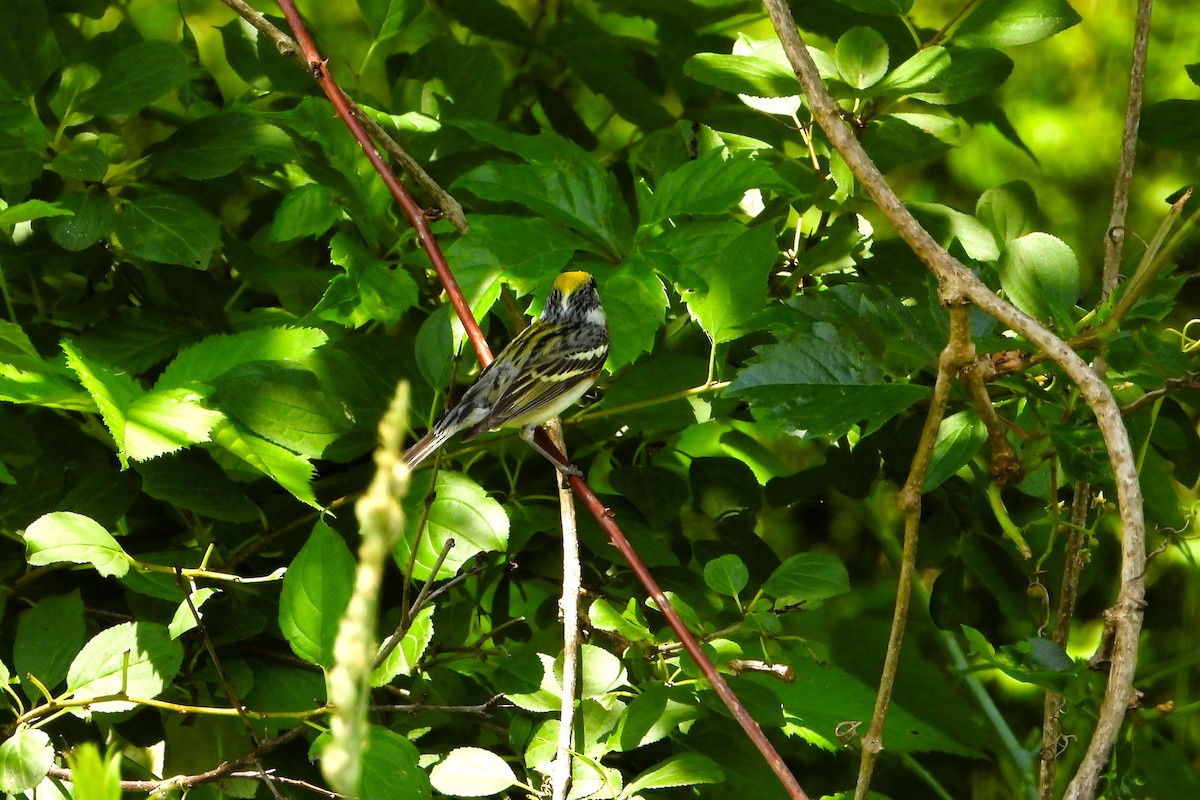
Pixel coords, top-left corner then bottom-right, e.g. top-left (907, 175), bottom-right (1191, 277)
top-left (760, 4), bottom-right (1145, 799)
top-left (855, 301), bottom-right (975, 799)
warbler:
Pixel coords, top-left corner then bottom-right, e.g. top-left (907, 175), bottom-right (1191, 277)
top-left (402, 271), bottom-right (609, 474)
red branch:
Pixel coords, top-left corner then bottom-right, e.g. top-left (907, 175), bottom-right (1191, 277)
top-left (274, 3), bottom-right (806, 797)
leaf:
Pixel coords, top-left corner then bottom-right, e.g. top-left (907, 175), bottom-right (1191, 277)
top-left (211, 420), bottom-right (319, 509)
top-left (370, 605), bottom-right (435, 686)
top-left (729, 322), bottom-right (930, 439)
top-left (357, 0), bottom-right (425, 41)
top-left (0, 199), bottom-right (72, 227)
top-left (115, 192), bottom-right (220, 268)
top-left (911, 47), bottom-right (1013, 105)
top-left (66, 622), bottom-right (183, 713)
top-left (998, 232), bottom-right (1080, 326)
top-left (764, 553), bottom-right (850, 602)
top-left (910, 201), bottom-right (1000, 262)
top-left (314, 230), bottom-right (419, 327)
top-left (862, 114), bottom-right (958, 172)
top-left (570, 643), bottom-right (628, 700)
top-left (278, 521), bottom-right (356, 667)
top-left (62, 339), bottom-right (140, 464)
top-left (683, 53), bottom-right (800, 99)
top-left (452, 122), bottom-right (632, 258)
top-left (0, 727), bottom-right (53, 794)
top-left (976, 180), bottom-right (1038, 246)
top-left (64, 744), bottom-right (124, 800)
top-left (354, 725), bottom-right (431, 800)
top-left (15, 591), bottom-right (86, 700)
top-left (161, 327), bottom-right (327, 387)
top-left (609, 465), bottom-right (689, 529)
top-left (704, 554), bottom-right (750, 599)
top-left (874, 46), bottom-right (950, 96)
top-left (79, 39), bottom-right (187, 114)
top-left (124, 386), bottom-right (225, 461)
top-left (136, 452), bottom-right (259, 522)
top-left (1139, 100), bottom-right (1200, 154)
top-left (396, 471), bottom-right (509, 581)
top-left (923, 410), bottom-right (988, 490)
top-left (682, 222), bottom-right (778, 344)
top-left (168, 587), bottom-right (219, 639)
top-left (640, 149), bottom-right (777, 228)
top-left (601, 262), bottom-right (668, 369)
top-left (835, 27), bottom-right (889, 90)
top-left (269, 183), bottom-right (342, 242)
top-left (216, 365), bottom-right (348, 458)
top-left (625, 753), bottom-right (723, 794)
top-left (49, 190), bottom-right (116, 251)
top-left (954, 0), bottom-right (1082, 48)
top-left (24, 511), bottom-right (130, 578)
top-left (0, 0), bottom-right (62, 99)
top-left (430, 748), bottom-right (518, 797)
top-left (609, 683), bottom-right (702, 751)
top-left (149, 112), bottom-right (261, 179)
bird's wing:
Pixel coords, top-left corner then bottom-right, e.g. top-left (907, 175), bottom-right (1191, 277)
top-left (467, 344), bottom-right (607, 436)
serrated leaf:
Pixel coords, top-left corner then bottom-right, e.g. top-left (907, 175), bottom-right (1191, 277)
top-left (25, 511), bottom-right (130, 578)
top-left (910, 201), bottom-right (999, 262)
top-left (115, 192), bottom-right (220, 268)
top-left (0, 0), bottom-right (62, 98)
top-left (79, 39), bottom-right (186, 114)
top-left (609, 465), bottom-right (688, 529)
top-left (371, 605), bottom-right (434, 686)
top-left (704, 554), bottom-right (749, 599)
top-left (136, 452), bottom-right (259, 522)
top-left (430, 748), bottom-right (517, 797)
top-left (397, 471), bottom-right (509, 581)
top-left (149, 111), bottom-right (260, 179)
top-left (211, 420), bottom-right (320, 508)
top-left (15, 590), bottom-right (86, 700)
top-left (601, 262), bottom-right (667, 369)
top-left (62, 338), bottom-right (140, 463)
top-left (125, 386), bottom-right (224, 461)
top-left (763, 553), bottom-right (849, 602)
top-left (835, 27), bottom-right (889, 90)
top-left (588, 598), bottom-right (653, 644)
top-left (998, 232), bottom-right (1080, 326)
top-left (625, 753), bottom-right (723, 794)
top-left (609, 684), bottom-right (702, 751)
top-left (216, 365), bottom-right (348, 458)
top-left (49, 190), bottom-right (116, 251)
top-left (954, 0), bottom-right (1082, 48)
top-left (0, 727), bottom-right (53, 794)
top-left (279, 522), bottom-right (356, 667)
top-left (160, 327), bottom-right (328, 387)
top-left (66, 622), bottom-right (183, 713)
top-left (269, 183), bottom-right (341, 242)
top-left (682, 222), bottom-right (778, 344)
top-left (640, 149), bottom-right (777, 228)
top-left (314, 231), bottom-right (419, 327)
top-left (0, 199), bottom-right (72, 227)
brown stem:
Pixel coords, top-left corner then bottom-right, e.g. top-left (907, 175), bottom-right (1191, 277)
top-left (1101, 0), bottom-right (1155, 299)
top-left (856, 302), bottom-right (974, 799)
top-left (961, 359), bottom-right (1022, 485)
top-left (760, 4), bottom-right (1145, 799)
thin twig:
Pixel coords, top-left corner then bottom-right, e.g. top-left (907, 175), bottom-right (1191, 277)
top-left (1101, 0), bottom-right (1155, 299)
top-left (548, 420), bottom-right (582, 800)
top-left (760, 7), bottom-right (1145, 798)
top-left (217, 0), bottom-right (467, 233)
top-left (855, 301), bottom-right (974, 799)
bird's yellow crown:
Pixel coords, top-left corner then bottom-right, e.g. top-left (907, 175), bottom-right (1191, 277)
top-left (553, 271), bottom-right (593, 295)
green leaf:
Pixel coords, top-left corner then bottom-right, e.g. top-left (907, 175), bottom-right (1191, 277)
top-left (1140, 100), bottom-right (1200, 154)
top-left (64, 744), bottom-right (124, 800)
top-left (601, 262), bottom-right (668, 369)
top-left (911, 48), bottom-right (1013, 105)
top-left (211, 420), bottom-right (320, 509)
top-left (279, 521), bottom-right (356, 667)
top-left (149, 112), bottom-right (260, 179)
top-left (609, 683), bottom-right (702, 751)
top-left (452, 123), bottom-right (632, 258)
top-left (704, 554), bottom-right (750, 599)
top-left (910, 201), bottom-right (1000, 262)
top-left (15, 590), bottom-right (86, 700)
top-left (874, 46), bottom-right (950, 96)
top-left (683, 53), bottom-right (800, 99)
top-left (0, 104), bottom-right (49, 184)
top-left (49, 190), bottom-right (116, 251)
top-left (397, 470), bottom-right (509, 581)
top-left (834, 0), bottom-right (914, 13)
top-left (976, 180), bottom-right (1038, 246)
top-left (79, 39), bottom-right (187, 114)
top-left (835, 27), bottom-right (889, 90)
top-left (161, 327), bottom-right (327, 387)
top-left (609, 465), bottom-right (689, 529)
top-left (954, 0), bottom-right (1082, 48)
top-left (354, 725), bottom-right (432, 800)
top-left (216, 365), bottom-right (348, 458)
top-left (125, 386), bottom-right (224, 461)
top-left (0, 0), bottom-right (62, 99)
top-left (863, 114), bottom-right (959, 173)
top-left (136, 452), bottom-right (259, 522)
top-left (690, 457), bottom-right (762, 527)
top-left (1050, 424), bottom-right (1111, 484)
top-left (640, 149), bottom-right (777, 228)
top-left (0, 199), bottom-right (72, 227)
top-left (314, 231), bottom-right (419, 327)
top-left (430, 747), bottom-right (518, 797)
top-left (625, 753), bottom-right (724, 794)
top-left (0, 727), bottom-right (53, 794)
top-left (62, 338), bottom-right (140, 464)
top-left (588, 598), bottom-right (653, 644)
top-left (440, 0), bottom-right (533, 46)
top-left (998, 232), bottom-right (1080, 326)
top-left (763, 553), bottom-right (850, 602)
top-left (370, 604), bottom-right (434, 686)
top-left (357, 0), bottom-right (425, 41)
top-left (24, 511), bottom-right (130, 578)
top-left (729, 323), bottom-right (930, 439)
top-left (923, 410), bottom-right (988, 490)
top-left (168, 587), bottom-right (219, 639)
top-left (115, 192), bottom-right (220, 268)
top-left (269, 183), bottom-right (342, 242)
top-left (66, 622), bottom-right (183, 713)
top-left (682, 222), bottom-right (778, 344)
top-left (570, 643), bottom-right (628, 700)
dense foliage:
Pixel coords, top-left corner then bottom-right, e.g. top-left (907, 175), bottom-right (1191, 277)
top-left (1, 1), bottom-right (1197, 799)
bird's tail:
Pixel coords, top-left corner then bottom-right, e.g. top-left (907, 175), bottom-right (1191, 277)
top-left (401, 420), bottom-right (459, 469)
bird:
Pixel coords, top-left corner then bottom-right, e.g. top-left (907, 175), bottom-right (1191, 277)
top-left (401, 271), bottom-right (609, 475)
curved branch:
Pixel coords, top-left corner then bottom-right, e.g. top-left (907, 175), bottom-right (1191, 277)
top-left (760, 4), bottom-right (1145, 798)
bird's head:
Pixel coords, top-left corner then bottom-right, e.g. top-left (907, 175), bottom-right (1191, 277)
top-left (541, 271), bottom-right (604, 326)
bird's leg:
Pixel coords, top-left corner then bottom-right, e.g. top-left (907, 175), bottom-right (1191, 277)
top-left (521, 425), bottom-right (583, 477)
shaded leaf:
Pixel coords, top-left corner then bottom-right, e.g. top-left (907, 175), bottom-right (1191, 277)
top-left (278, 522), bottom-right (356, 667)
